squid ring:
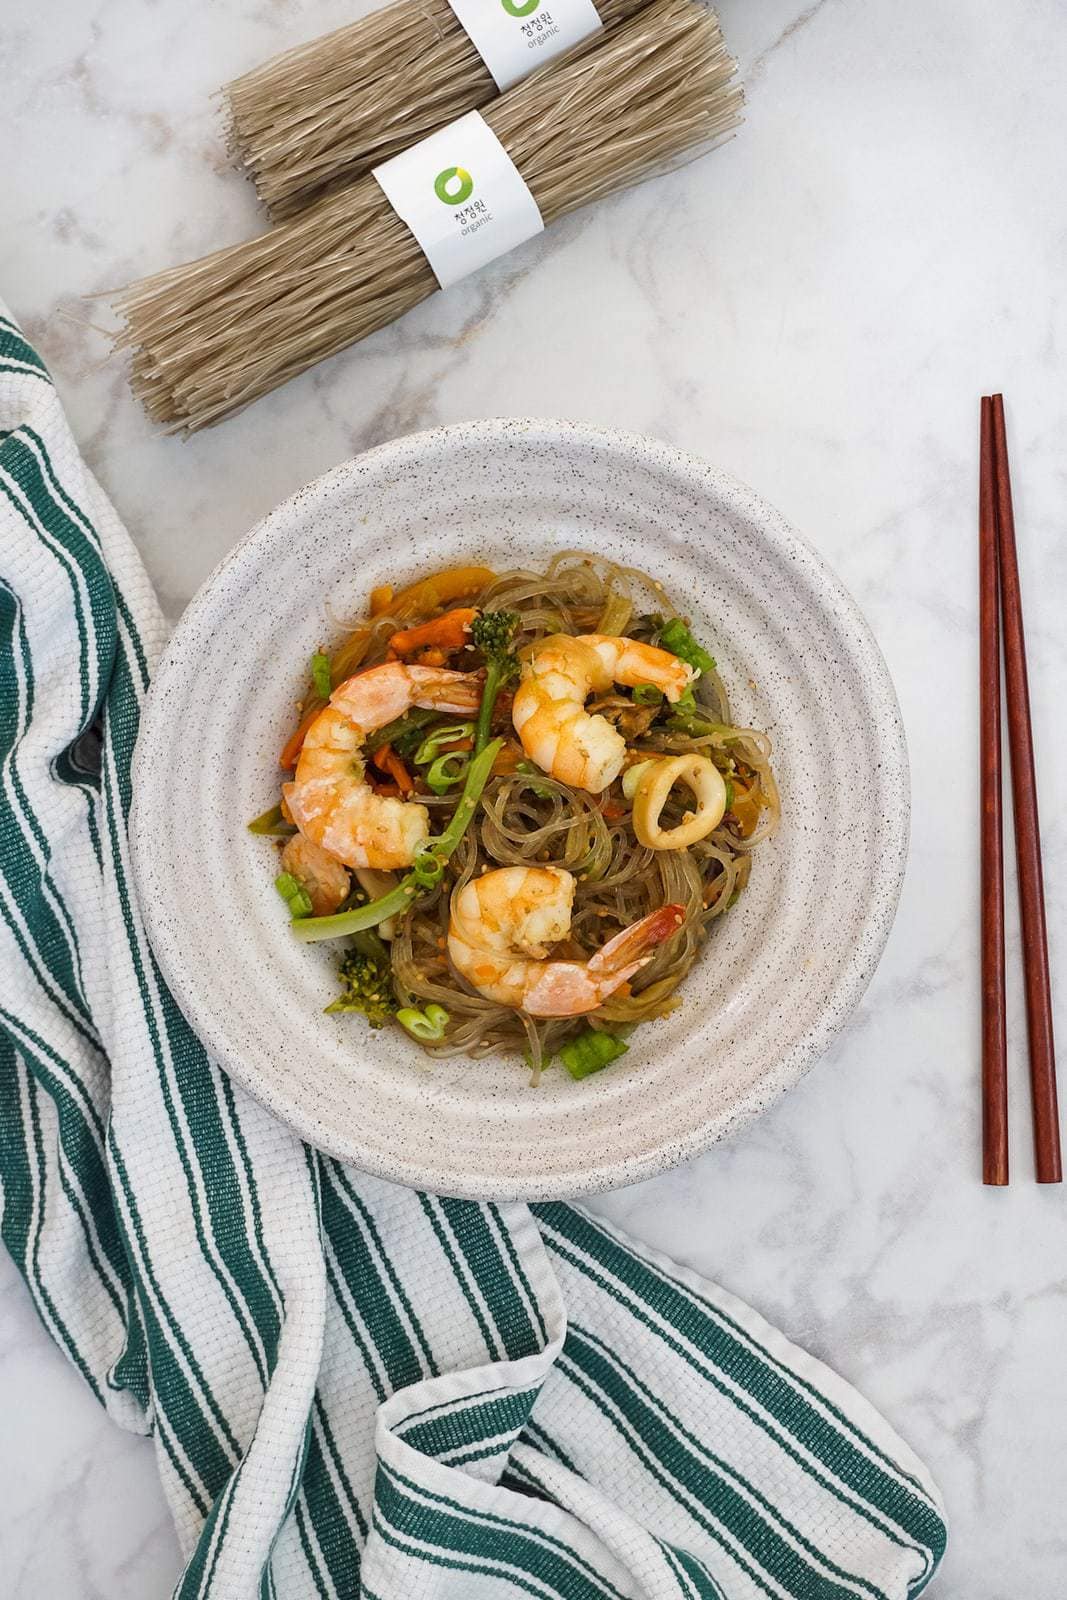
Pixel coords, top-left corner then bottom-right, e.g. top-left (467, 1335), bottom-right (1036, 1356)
top-left (632, 755), bottom-right (727, 851)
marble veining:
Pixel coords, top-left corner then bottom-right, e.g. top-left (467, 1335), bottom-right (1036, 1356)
top-left (1, 0), bottom-right (1065, 1595)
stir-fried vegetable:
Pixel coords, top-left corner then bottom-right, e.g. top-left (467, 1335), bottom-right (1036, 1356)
top-left (425, 751), bottom-right (469, 794)
top-left (248, 803), bottom-right (296, 836)
top-left (412, 722), bottom-right (475, 766)
top-left (370, 707), bottom-right (440, 757)
top-left (665, 706), bottom-right (729, 738)
top-left (290, 738), bottom-right (503, 942)
top-left (310, 650), bottom-right (332, 699)
top-left (332, 566), bottom-right (496, 682)
top-left (379, 567), bottom-right (495, 624)
top-left (397, 1004), bottom-right (449, 1041)
top-left (412, 720), bottom-right (476, 793)
top-left (658, 617), bottom-right (716, 676)
top-left (281, 568), bottom-right (498, 767)
top-left (728, 775), bottom-right (765, 838)
top-left (370, 744), bottom-right (414, 794)
top-left (559, 1029), bottom-right (629, 1079)
top-left (325, 942), bottom-right (398, 1027)
top-left (389, 608), bottom-right (477, 658)
top-left (279, 701), bottom-right (324, 769)
top-left (274, 872), bottom-right (312, 919)
top-left (469, 610), bottom-right (520, 755)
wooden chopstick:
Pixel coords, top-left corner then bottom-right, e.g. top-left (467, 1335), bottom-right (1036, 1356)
top-left (988, 395), bottom-right (1062, 1184)
top-left (979, 397), bottom-right (1008, 1185)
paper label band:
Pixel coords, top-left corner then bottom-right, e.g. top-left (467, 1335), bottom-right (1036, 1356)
top-left (372, 111), bottom-right (544, 292)
top-left (447, 0), bottom-right (603, 92)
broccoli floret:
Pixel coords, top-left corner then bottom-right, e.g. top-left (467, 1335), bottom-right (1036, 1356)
top-left (325, 941), bottom-right (398, 1027)
top-left (470, 609), bottom-right (520, 754)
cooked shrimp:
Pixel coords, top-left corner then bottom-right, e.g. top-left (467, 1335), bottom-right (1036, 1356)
top-left (280, 834), bottom-right (351, 916)
top-left (283, 662), bottom-right (482, 870)
top-left (512, 634), bottom-right (694, 793)
top-left (448, 865), bottom-right (685, 1017)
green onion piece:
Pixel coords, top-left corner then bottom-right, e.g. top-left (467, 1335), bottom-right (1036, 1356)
top-left (397, 1004), bottom-right (449, 1041)
top-left (425, 750), bottom-right (469, 794)
top-left (723, 779), bottom-right (735, 811)
top-left (412, 721), bottom-right (475, 767)
top-left (422, 737), bottom-right (502, 864)
top-left (310, 650), bottom-right (332, 699)
top-left (559, 1030), bottom-right (629, 1080)
top-left (409, 850), bottom-right (446, 890)
top-left (365, 707), bottom-right (439, 756)
top-left (658, 618), bottom-right (716, 676)
top-left (291, 739), bottom-right (503, 943)
top-left (665, 709), bottom-right (730, 738)
top-left (631, 684), bottom-right (663, 706)
top-left (674, 686), bottom-right (697, 714)
top-left (290, 879), bottom-right (418, 943)
top-left (274, 873), bottom-right (312, 919)
top-left (248, 803), bottom-right (296, 836)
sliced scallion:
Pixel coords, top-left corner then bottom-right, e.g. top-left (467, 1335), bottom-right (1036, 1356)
top-left (310, 650), bottom-right (332, 699)
top-left (248, 803), bottom-right (296, 836)
top-left (397, 1004), bottom-right (449, 1041)
top-left (559, 1030), bottom-right (629, 1080)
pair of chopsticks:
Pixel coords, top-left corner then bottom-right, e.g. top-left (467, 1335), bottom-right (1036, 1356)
top-left (979, 395), bottom-right (1061, 1186)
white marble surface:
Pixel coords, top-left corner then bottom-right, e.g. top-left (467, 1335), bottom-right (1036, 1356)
top-left (2, 0), bottom-right (1065, 1594)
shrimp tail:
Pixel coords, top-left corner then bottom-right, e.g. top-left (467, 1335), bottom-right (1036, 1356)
top-left (586, 904), bottom-right (686, 978)
top-left (521, 903), bottom-right (686, 1016)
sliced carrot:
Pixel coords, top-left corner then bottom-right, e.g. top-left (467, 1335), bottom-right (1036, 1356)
top-left (371, 743), bottom-right (414, 795)
top-left (279, 700), bottom-right (325, 769)
top-left (389, 607), bottom-right (478, 657)
top-left (598, 797), bottom-right (627, 822)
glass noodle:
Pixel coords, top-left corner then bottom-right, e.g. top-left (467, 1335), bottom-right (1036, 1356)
top-left (281, 553), bottom-right (780, 1078)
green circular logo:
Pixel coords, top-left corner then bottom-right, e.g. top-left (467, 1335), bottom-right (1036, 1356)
top-left (434, 166), bottom-right (474, 205)
top-left (501, 0), bottom-right (540, 15)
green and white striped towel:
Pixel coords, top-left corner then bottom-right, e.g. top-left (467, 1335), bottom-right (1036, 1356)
top-left (0, 305), bottom-right (947, 1600)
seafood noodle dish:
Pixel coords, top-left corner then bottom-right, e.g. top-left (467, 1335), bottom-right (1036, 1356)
top-left (250, 553), bottom-right (779, 1080)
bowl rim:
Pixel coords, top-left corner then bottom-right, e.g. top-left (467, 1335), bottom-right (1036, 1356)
top-left (132, 417), bottom-right (910, 1198)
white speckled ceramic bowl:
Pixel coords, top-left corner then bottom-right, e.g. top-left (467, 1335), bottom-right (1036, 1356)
top-left (131, 420), bottom-right (908, 1200)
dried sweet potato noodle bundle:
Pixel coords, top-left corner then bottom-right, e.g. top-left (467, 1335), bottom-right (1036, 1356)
top-left (225, 0), bottom-right (651, 219)
top-left (117, 0), bottom-right (741, 432)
